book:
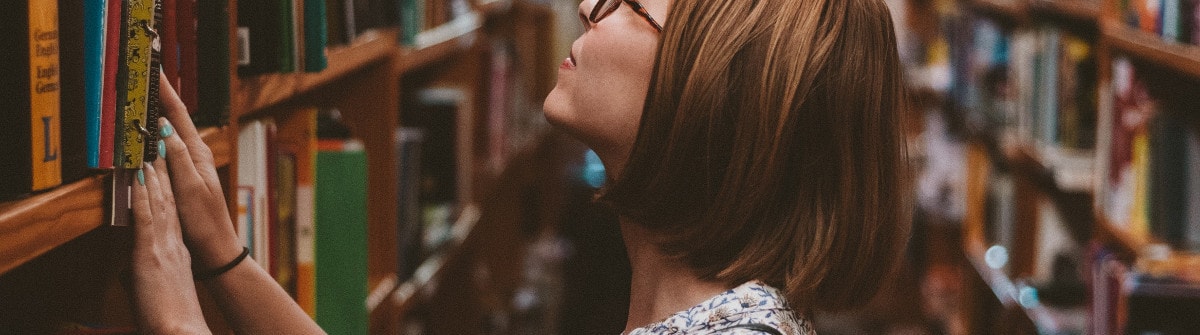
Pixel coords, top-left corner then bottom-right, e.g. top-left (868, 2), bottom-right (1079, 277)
top-left (395, 127), bottom-right (425, 282)
top-left (1056, 33), bottom-right (1097, 151)
top-left (98, 0), bottom-right (121, 169)
top-left (399, 0), bottom-right (422, 45)
top-left (403, 87), bottom-right (470, 206)
top-left (59, 0), bottom-right (90, 183)
top-left (276, 108), bottom-right (318, 316)
top-left (1148, 112), bottom-right (1190, 248)
top-left (1187, 126), bottom-right (1200, 251)
top-left (175, 0), bottom-right (198, 113)
top-left (1163, 0), bottom-right (1183, 41)
top-left (236, 0), bottom-right (294, 75)
top-left (116, 0), bottom-right (162, 168)
top-left (195, 0), bottom-right (229, 126)
top-left (303, 0), bottom-right (328, 72)
top-left (1105, 57), bottom-right (1154, 234)
top-left (325, 0), bottom-right (349, 46)
top-left (160, 0), bottom-right (178, 86)
top-left (237, 119), bottom-right (276, 270)
top-left (315, 138), bottom-right (369, 335)
top-left (83, 0), bottom-right (106, 169)
top-left (0, 0), bottom-right (63, 199)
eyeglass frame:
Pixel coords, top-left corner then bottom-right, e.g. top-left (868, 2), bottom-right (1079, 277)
top-left (589, 0), bottom-right (664, 33)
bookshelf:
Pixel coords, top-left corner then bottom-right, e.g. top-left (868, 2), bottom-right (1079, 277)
top-left (0, 0), bottom-right (566, 333)
top-left (910, 0), bottom-right (1200, 331)
top-left (1102, 21), bottom-right (1200, 79)
top-left (0, 127), bottom-right (230, 275)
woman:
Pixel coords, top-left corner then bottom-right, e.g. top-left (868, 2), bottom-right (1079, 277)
top-left (544, 0), bottom-right (910, 333)
top-left (132, 0), bottom-right (910, 333)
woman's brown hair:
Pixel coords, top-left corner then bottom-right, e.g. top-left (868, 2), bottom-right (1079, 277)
top-left (598, 0), bottom-right (913, 311)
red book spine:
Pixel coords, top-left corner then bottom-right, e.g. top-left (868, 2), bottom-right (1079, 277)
top-left (99, 0), bottom-right (122, 168)
top-left (161, 0), bottom-right (179, 91)
top-left (177, 0), bottom-right (198, 113)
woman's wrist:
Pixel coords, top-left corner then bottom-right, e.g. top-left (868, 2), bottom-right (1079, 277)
top-left (193, 236), bottom-right (245, 271)
top-left (194, 246), bottom-right (249, 280)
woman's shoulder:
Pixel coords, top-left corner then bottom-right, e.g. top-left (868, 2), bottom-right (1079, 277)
top-left (627, 281), bottom-right (815, 335)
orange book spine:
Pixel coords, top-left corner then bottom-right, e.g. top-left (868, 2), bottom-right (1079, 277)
top-left (283, 108), bottom-right (318, 317)
top-left (29, 0), bottom-right (61, 191)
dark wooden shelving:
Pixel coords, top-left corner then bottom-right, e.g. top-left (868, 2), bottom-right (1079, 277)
top-left (0, 127), bottom-right (231, 274)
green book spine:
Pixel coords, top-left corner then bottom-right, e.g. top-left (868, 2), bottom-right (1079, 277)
top-left (279, 0), bottom-right (294, 72)
top-left (304, 0), bottom-right (328, 72)
top-left (314, 140), bottom-right (368, 335)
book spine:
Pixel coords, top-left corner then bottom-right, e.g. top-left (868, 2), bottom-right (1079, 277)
top-left (196, 0), bottom-right (229, 126)
top-left (399, 0), bottom-right (420, 45)
top-left (288, 108), bottom-right (318, 317)
top-left (315, 139), bottom-right (368, 335)
top-left (1163, 0), bottom-right (1182, 41)
top-left (1148, 113), bottom-right (1188, 247)
top-left (59, 0), bottom-right (89, 182)
top-left (303, 0), bottom-right (327, 72)
top-left (1185, 127), bottom-right (1200, 252)
top-left (29, 0), bottom-right (61, 191)
top-left (176, 0), bottom-right (198, 113)
top-left (324, 0), bottom-right (346, 46)
top-left (99, 0), bottom-right (122, 169)
top-left (161, 0), bottom-right (178, 86)
top-left (238, 119), bottom-right (273, 269)
top-left (279, 0), bottom-right (294, 73)
top-left (144, 0), bottom-right (164, 163)
top-left (84, 0), bottom-right (106, 168)
top-left (118, 0), bottom-right (158, 168)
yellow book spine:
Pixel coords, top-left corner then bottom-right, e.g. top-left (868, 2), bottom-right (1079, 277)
top-left (119, 0), bottom-right (156, 168)
top-left (1130, 129), bottom-right (1151, 238)
top-left (29, 0), bottom-right (61, 191)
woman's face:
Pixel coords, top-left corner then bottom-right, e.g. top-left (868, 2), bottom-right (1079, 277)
top-left (544, 0), bottom-right (669, 172)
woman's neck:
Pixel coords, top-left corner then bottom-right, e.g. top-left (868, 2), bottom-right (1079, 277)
top-left (619, 219), bottom-right (731, 333)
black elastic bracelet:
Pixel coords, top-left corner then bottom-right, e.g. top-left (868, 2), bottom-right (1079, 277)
top-left (194, 247), bottom-right (250, 281)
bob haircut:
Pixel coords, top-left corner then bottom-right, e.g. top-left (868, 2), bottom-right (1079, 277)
top-left (598, 0), bottom-right (912, 311)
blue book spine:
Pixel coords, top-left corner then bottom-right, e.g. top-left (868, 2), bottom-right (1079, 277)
top-left (1162, 0), bottom-right (1182, 42)
top-left (84, 0), bottom-right (106, 168)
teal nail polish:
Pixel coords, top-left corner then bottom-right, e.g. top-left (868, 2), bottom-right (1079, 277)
top-left (160, 123), bottom-right (174, 137)
top-left (158, 140), bottom-right (167, 158)
top-left (136, 170), bottom-right (145, 186)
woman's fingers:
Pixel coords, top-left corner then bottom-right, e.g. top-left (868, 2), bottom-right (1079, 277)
top-left (159, 118), bottom-right (203, 187)
top-left (131, 168), bottom-right (153, 230)
top-left (158, 72), bottom-right (212, 167)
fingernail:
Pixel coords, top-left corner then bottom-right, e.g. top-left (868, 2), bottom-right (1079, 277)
top-left (160, 122), bottom-right (174, 137)
top-left (158, 140), bottom-right (167, 158)
top-left (136, 170), bottom-right (145, 186)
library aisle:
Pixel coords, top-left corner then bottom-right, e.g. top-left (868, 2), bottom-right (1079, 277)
top-left (2, 0), bottom-right (1197, 334)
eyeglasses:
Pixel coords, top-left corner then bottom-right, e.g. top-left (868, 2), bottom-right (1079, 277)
top-left (589, 0), bottom-right (663, 33)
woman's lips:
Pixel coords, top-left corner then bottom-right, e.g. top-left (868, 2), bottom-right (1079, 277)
top-left (561, 52), bottom-right (577, 69)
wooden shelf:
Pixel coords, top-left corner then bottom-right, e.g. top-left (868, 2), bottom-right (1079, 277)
top-left (969, 0), bottom-right (1030, 21)
top-left (1103, 21), bottom-right (1200, 79)
top-left (1029, 0), bottom-right (1099, 22)
top-left (0, 127), bottom-right (231, 275)
top-left (398, 12), bottom-right (483, 73)
top-left (388, 204), bottom-right (482, 316)
top-left (234, 29), bottom-right (403, 115)
top-left (964, 239), bottom-right (1089, 334)
top-left (233, 12), bottom-right (487, 116)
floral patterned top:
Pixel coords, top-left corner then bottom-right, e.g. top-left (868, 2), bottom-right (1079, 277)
top-left (625, 280), bottom-right (815, 335)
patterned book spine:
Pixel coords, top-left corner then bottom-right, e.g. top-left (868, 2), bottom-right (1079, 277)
top-left (118, 0), bottom-right (157, 168)
top-left (144, 0), bottom-right (163, 162)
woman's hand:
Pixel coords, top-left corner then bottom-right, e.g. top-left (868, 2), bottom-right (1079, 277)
top-left (156, 73), bottom-right (243, 270)
top-left (131, 158), bottom-right (211, 335)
